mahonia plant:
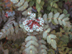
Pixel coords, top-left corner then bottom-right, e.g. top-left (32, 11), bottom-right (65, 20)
top-left (10, 0), bottom-right (32, 16)
top-left (20, 36), bottom-right (47, 54)
top-left (0, 18), bottom-right (19, 39)
top-left (19, 11), bottom-right (71, 50)
top-left (0, 0), bottom-right (72, 54)
top-left (43, 12), bottom-right (71, 49)
top-left (10, 0), bottom-right (69, 14)
top-left (23, 0), bottom-right (69, 13)
top-left (0, 11), bottom-right (71, 54)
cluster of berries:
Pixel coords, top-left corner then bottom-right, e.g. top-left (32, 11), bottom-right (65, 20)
top-left (22, 12), bottom-right (44, 32)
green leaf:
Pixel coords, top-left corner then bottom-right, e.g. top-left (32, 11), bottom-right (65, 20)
top-left (51, 8), bottom-right (54, 12)
top-left (65, 0), bottom-right (68, 2)
top-left (70, 28), bottom-right (72, 32)
top-left (47, 34), bottom-right (56, 44)
top-left (29, 1), bottom-right (34, 6)
top-left (40, 1), bottom-right (44, 6)
top-left (47, 6), bottom-right (52, 11)
top-left (43, 31), bottom-right (48, 39)
top-left (54, 12), bottom-right (60, 24)
top-left (60, 28), bottom-right (65, 32)
top-left (37, 7), bottom-right (41, 12)
top-left (65, 47), bottom-right (69, 53)
top-left (53, 0), bottom-right (59, 2)
top-left (43, 14), bottom-right (48, 23)
top-left (48, 49), bottom-right (55, 54)
top-left (61, 35), bottom-right (69, 44)
top-left (37, 0), bottom-right (41, 4)
top-left (26, 0), bottom-right (31, 2)
top-left (63, 9), bottom-right (68, 14)
top-left (52, 19), bottom-right (57, 25)
top-left (50, 2), bottom-right (53, 7)
top-left (48, 12), bottom-right (53, 22)
top-left (58, 2), bottom-right (62, 8)
top-left (51, 39), bottom-right (57, 49)
top-left (69, 51), bottom-right (72, 54)
top-left (53, 8), bottom-right (58, 13)
top-left (53, 3), bottom-right (58, 8)
top-left (65, 14), bottom-right (70, 17)
top-left (36, 3), bottom-right (41, 12)
top-left (57, 8), bottom-right (62, 13)
top-left (69, 34), bottom-right (72, 40)
top-left (38, 13), bottom-right (42, 17)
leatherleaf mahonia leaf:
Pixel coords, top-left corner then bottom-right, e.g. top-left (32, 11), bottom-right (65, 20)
top-left (10, 0), bottom-right (32, 16)
top-left (43, 28), bottom-right (51, 39)
top-left (50, 2), bottom-right (54, 7)
top-left (17, 2), bottom-right (28, 11)
top-left (50, 39), bottom-right (57, 50)
top-left (43, 14), bottom-right (48, 24)
top-left (43, 31), bottom-right (48, 39)
top-left (47, 34), bottom-right (57, 49)
top-left (51, 19), bottom-right (57, 25)
top-left (54, 12), bottom-right (60, 24)
top-left (53, 3), bottom-right (58, 8)
top-left (0, 18), bottom-right (20, 39)
top-left (48, 12), bottom-right (53, 22)
top-left (63, 9), bottom-right (68, 14)
top-left (47, 34), bottom-right (56, 44)
top-left (47, 12), bottom-right (71, 28)
top-left (57, 8), bottom-right (62, 13)
top-left (36, 3), bottom-right (41, 12)
top-left (29, 1), bottom-right (34, 6)
top-left (24, 36), bottom-right (38, 54)
top-left (36, 1), bottom-right (44, 12)
top-left (65, 14), bottom-right (70, 17)
top-left (10, 0), bottom-right (19, 3)
top-left (15, 0), bottom-right (24, 7)
top-left (43, 26), bottom-right (57, 49)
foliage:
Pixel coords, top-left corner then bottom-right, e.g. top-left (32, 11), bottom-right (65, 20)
top-left (26, 0), bottom-right (68, 13)
top-left (0, 0), bottom-right (72, 54)
top-left (64, 1), bottom-right (72, 17)
top-left (10, 0), bottom-right (69, 14)
top-left (43, 12), bottom-right (71, 50)
top-left (0, 18), bottom-right (19, 39)
top-left (10, 0), bottom-right (32, 16)
top-left (20, 36), bottom-right (47, 54)
top-left (0, 43), bottom-right (9, 54)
